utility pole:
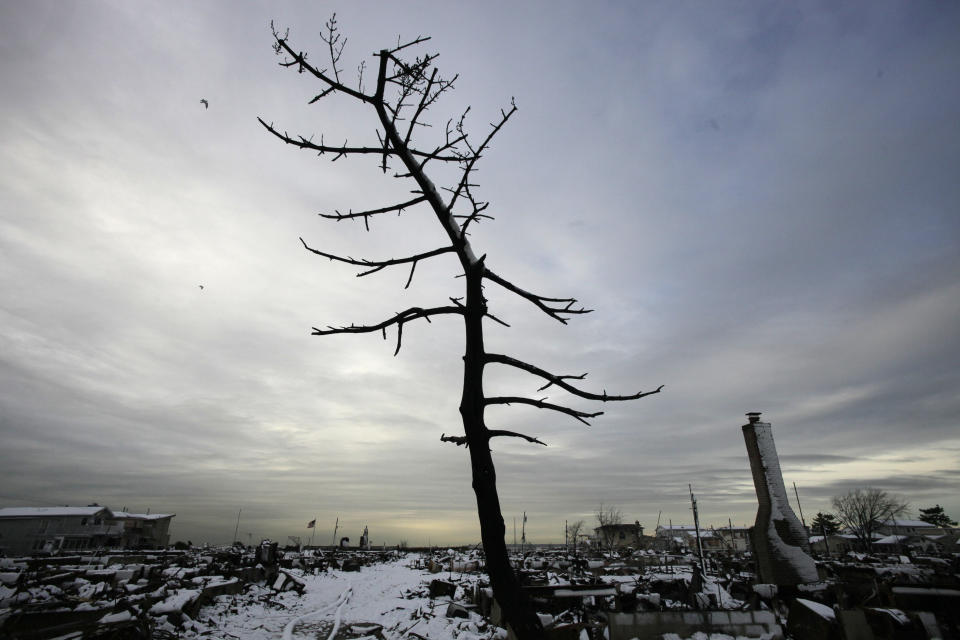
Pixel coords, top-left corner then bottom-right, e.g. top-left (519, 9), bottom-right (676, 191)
top-left (689, 485), bottom-right (706, 575)
top-left (233, 509), bottom-right (241, 546)
top-left (793, 482), bottom-right (807, 529)
top-left (521, 511), bottom-right (527, 556)
top-left (820, 518), bottom-right (831, 558)
top-left (564, 519), bottom-right (568, 552)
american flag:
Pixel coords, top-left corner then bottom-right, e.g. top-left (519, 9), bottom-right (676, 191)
top-left (307, 519), bottom-right (316, 528)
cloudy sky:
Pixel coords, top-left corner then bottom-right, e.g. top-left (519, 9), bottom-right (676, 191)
top-left (1, 1), bottom-right (958, 546)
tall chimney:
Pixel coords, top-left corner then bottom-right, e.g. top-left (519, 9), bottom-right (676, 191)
top-left (742, 413), bottom-right (818, 585)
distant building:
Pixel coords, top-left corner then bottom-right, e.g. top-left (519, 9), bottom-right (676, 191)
top-left (654, 524), bottom-right (751, 553)
top-left (808, 533), bottom-right (859, 555)
top-left (872, 534), bottom-right (941, 554)
top-left (876, 518), bottom-right (941, 537)
top-left (0, 505), bottom-right (174, 556)
top-left (716, 526), bottom-right (751, 552)
top-left (594, 521), bottom-right (645, 550)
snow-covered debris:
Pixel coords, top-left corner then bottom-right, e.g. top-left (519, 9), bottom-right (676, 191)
top-left (795, 597), bottom-right (835, 620)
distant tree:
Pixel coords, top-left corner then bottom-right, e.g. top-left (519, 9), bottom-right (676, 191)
top-left (566, 519), bottom-right (585, 552)
top-left (918, 504), bottom-right (957, 528)
top-left (595, 503), bottom-right (624, 553)
top-left (810, 511), bottom-right (840, 536)
top-left (261, 16), bottom-right (662, 640)
top-left (831, 488), bottom-right (909, 550)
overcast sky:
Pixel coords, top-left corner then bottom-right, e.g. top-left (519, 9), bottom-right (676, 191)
top-left (1, 1), bottom-right (958, 546)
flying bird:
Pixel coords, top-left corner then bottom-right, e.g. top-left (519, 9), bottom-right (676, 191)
top-left (200, 99), bottom-right (209, 109)
top-left (198, 285), bottom-right (204, 290)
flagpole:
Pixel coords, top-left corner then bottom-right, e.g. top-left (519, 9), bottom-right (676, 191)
top-left (309, 514), bottom-right (318, 547)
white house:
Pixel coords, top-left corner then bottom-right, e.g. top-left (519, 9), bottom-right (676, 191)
top-left (0, 505), bottom-right (174, 556)
top-left (876, 519), bottom-right (940, 536)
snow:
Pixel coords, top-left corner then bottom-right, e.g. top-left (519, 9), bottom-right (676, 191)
top-left (182, 555), bottom-right (491, 640)
top-left (870, 608), bottom-right (911, 625)
top-left (150, 588), bottom-right (200, 614)
top-left (98, 610), bottom-right (134, 623)
top-left (749, 422), bottom-right (819, 583)
top-left (111, 511), bottom-right (174, 520)
top-left (0, 506), bottom-right (110, 518)
top-left (795, 598), bottom-right (835, 620)
top-left (885, 519), bottom-right (935, 528)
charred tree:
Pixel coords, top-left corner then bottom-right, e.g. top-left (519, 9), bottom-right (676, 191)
top-left (260, 17), bottom-right (662, 639)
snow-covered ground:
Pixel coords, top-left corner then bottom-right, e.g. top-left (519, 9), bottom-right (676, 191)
top-left (175, 555), bottom-right (492, 640)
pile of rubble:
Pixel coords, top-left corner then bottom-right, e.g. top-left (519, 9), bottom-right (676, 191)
top-left (435, 546), bottom-right (960, 639)
top-left (0, 543), bottom-right (395, 639)
top-left (2, 544), bottom-right (959, 639)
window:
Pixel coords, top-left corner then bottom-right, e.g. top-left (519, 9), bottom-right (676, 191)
top-left (81, 518), bottom-right (88, 526)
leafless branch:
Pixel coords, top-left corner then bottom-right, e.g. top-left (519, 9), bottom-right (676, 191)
top-left (488, 430), bottom-right (547, 446)
top-left (313, 306), bottom-right (463, 355)
top-left (536, 374), bottom-right (585, 393)
top-left (483, 269), bottom-right (592, 324)
top-left (485, 396), bottom-right (603, 425)
top-left (357, 60), bottom-right (366, 93)
top-left (299, 238), bottom-right (454, 279)
top-left (486, 353), bottom-right (664, 402)
top-left (257, 118), bottom-right (461, 162)
top-left (440, 432), bottom-right (468, 447)
top-left (405, 68), bottom-right (438, 144)
top-left (320, 14), bottom-right (346, 84)
top-left (484, 310), bottom-right (510, 327)
top-left (449, 98), bottom-right (517, 216)
top-left (384, 35), bottom-right (431, 56)
top-left (319, 195), bottom-right (428, 228)
top-left (270, 27), bottom-right (370, 104)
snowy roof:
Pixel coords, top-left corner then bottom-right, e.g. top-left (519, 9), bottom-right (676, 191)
top-left (112, 512), bottom-right (174, 520)
top-left (0, 506), bottom-right (113, 519)
top-left (875, 535), bottom-right (910, 544)
top-left (811, 533), bottom-right (858, 541)
top-left (885, 519), bottom-right (935, 528)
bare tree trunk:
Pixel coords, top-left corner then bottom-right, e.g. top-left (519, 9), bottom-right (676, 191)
top-left (461, 263), bottom-right (544, 639)
top-left (261, 22), bottom-right (661, 639)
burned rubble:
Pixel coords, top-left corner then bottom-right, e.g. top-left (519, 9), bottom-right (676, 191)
top-left (1, 538), bottom-right (958, 639)
top-left (0, 542), bottom-right (394, 639)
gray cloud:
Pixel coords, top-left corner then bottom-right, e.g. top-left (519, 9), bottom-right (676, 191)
top-left (1, 1), bottom-right (958, 545)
